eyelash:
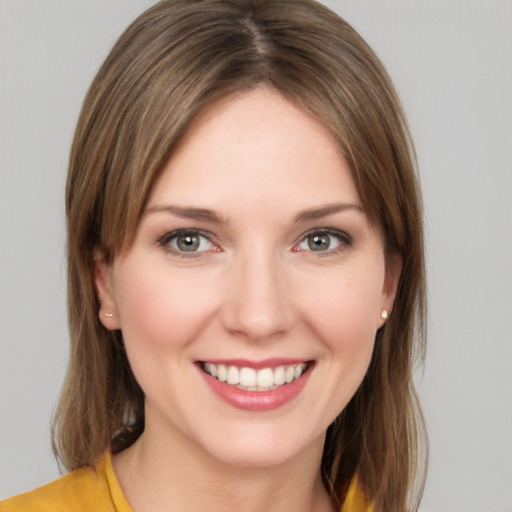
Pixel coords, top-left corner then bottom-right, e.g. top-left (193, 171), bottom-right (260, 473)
top-left (293, 228), bottom-right (353, 256)
top-left (156, 229), bottom-right (219, 258)
top-left (156, 228), bottom-right (352, 258)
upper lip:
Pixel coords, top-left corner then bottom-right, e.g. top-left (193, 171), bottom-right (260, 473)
top-left (197, 358), bottom-right (312, 369)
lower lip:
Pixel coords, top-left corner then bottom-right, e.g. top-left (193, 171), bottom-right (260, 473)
top-left (198, 364), bottom-right (313, 412)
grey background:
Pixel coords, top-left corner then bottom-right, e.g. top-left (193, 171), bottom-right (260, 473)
top-left (1, 1), bottom-right (511, 511)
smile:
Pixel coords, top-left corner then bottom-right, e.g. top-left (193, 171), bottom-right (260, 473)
top-left (201, 362), bottom-right (309, 391)
top-left (198, 359), bottom-right (313, 411)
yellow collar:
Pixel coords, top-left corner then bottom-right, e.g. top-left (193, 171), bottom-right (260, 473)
top-left (340, 473), bottom-right (375, 512)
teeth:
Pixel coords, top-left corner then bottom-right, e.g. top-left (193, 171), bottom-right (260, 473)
top-left (257, 368), bottom-right (274, 387)
top-left (227, 366), bottom-right (239, 384)
top-left (239, 367), bottom-right (256, 387)
top-left (274, 366), bottom-right (285, 385)
top-left (204, 362), bottom-right (218, 378)
top-left (202, 362), bottom-right (308, 390)
top-left (217, 364), bottom-right (227, 382)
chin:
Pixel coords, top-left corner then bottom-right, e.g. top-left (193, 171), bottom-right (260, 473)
top-left (195, 422), bottom-right (324, 469)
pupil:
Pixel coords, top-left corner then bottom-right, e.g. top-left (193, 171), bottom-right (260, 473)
top-left (309, 234), bottom-right (329, 251)
top-left (178, 234), bottom-right (199, 251)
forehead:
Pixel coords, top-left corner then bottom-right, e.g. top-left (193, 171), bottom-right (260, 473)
top-left (146, 88), bottom-right (361, 215)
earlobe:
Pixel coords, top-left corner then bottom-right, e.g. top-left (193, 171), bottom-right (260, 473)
top-left (94, 249), bottom-right (121, 330)
top-left (380, 252), bottom-right (403, 324)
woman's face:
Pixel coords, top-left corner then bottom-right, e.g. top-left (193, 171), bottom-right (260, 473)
top-left (96, 88), bottom-right (400, 468)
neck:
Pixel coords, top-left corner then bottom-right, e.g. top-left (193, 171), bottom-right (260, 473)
top-left (112, 418), bottom-right (334, 512)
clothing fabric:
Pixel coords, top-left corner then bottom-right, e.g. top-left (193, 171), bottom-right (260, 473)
top-left (1, 453), bottom-right (130, 512)
top-left (1, 452), bottom-right (373, 511)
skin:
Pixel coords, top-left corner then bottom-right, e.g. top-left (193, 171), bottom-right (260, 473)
top-left (95, 88), bottom-right (401, 512)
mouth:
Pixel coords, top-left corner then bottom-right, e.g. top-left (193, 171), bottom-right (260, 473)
top-left (199, 361), bottom-right (312, 391)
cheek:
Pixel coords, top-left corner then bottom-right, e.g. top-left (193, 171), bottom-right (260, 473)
top-left (112, 263), bottom-right (220, 354)
top-left (110, 263), bottom-right (224, 410)
top-left (302, 267), bottom-right (384, 415)
top-left (300, 264), bottom-right (385, 347)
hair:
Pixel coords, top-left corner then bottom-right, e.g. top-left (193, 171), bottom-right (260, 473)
top-left (53, 0), bottom-right (427, 510)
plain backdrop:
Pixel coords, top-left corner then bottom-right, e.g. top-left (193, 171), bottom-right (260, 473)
top-left (1, 1), bottom-right (511, 511)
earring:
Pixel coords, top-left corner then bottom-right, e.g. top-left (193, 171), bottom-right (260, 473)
top-left (380, 310), bottom-right (388, 320)
top-left (104, 312), bottom-right (114, 318)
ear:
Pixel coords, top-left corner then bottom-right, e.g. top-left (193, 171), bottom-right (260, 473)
top-left (380, 252), bottom-right (403, 326)
top-left (94, 249), bottom-right (121, 330)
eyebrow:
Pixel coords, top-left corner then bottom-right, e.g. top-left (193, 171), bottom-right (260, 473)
top-left (293, 203), bottom-right (364, 222)
top-left (145, 202), bottom-right (364, 224)
top-left (145, 205), bottom-right (225, 223)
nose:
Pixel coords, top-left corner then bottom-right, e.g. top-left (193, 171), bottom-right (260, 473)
top-left (220, 248), bottom-right (296, 341)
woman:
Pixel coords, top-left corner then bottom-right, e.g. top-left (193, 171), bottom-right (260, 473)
top-left (2, 0), bottom-right (427, 510)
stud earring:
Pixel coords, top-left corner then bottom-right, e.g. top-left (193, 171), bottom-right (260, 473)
top-left (104, 312), bottom-right (114, 318)
top-left (380, 310), bottom-right (388, 320)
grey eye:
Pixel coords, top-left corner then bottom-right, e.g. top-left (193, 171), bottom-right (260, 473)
top-left (296, 229), bottom-right (351, 254)
top-left (161, 230), bottom-right (216, 253)
top-left (307, 234), bottom-right (331, 251)
top-left (176, 233), bottom-right (201, 252)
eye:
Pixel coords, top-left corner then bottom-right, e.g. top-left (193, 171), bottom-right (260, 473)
top-left (158, 230), bottom-right (218, 254)
top-left (295, 229), bottom-right (351, 254)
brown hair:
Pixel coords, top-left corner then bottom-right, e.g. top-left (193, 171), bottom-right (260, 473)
top-left (54, 0), bottom-right (427, 510)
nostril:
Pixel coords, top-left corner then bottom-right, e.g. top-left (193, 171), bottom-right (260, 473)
top-left (218, 254), bottom-right (297, 341)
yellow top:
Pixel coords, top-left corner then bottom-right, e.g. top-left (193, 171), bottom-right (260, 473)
top-left (1, 452), bottom-right (373, 511)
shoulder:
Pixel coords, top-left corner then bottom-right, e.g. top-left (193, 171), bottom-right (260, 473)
top-left (1, 453), bottom-right (130, 512)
